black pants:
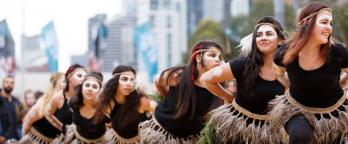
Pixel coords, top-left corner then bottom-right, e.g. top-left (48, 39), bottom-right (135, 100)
top-left (285, 116), bottom-right (313, 144)
top-left (285, 115), bottom-right (344, 144)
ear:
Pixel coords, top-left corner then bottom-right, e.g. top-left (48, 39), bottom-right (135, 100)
top-left (195, 53), bottom-right (202, 63)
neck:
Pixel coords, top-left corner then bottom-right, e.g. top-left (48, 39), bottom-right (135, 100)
top-left (301, 40), bottom-right (321, 56)
top-left (83, 99), bottom-right (95, 108)
top-left (65, 86), bottom-right (75, 98)
top-left (115, 93), bottom-right (126, 104)
top-left (263, 53), bottom-right (274, 68)
top-left (2, 91), bottom-right (11, 101)
top-left (194, 68), bottom-right (205, 87)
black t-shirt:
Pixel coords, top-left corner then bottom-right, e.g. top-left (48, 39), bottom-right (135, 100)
top-left (33, 93), bottom-right (73, 138)
top-left (229, 58), bottom-right (285, 114)
top-left (71, 107), bottom-right (107, 139)
top-left (274, 44), bottom-right (348, 107)
top-left (110, 103), bottom-right (149, 139)
top-left (154, 85), bottom-right (221, 138)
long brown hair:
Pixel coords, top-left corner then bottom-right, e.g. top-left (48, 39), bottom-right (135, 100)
top-left (244, 16), bottom-right (285, 96)
top-left (282, 2), bottom-right (332, 65)
top-left (160, 40), bottom-right (224, 120)
top-left (94, 65), bottom-right (143, 129)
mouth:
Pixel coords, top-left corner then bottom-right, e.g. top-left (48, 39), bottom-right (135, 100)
top-left (322, 32), bottom-right (330, 37)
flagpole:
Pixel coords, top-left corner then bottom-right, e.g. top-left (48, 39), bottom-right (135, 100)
top-left (21, 0), bottom-right (26, 100)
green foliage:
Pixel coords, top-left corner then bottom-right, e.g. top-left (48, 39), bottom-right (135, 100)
top-left (230, 0), bottom-right (295, 41)
top-left (187, 19), bottom-right (239, 63)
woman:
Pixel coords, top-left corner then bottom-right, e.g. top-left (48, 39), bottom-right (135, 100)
top-left (270, 2), bottom-right (348, 143)
top-left (65, 72), bottom-right (108, 143)
top-left (20, 64), bottom-right (86, 144)
top-left (199, 16), bottom-right (286, 144)
top-left (94, 65), bottom-right (154, 144)
top-left (20, 72), bottom-right (65, 143)
top-left (139, 40), bottom-right (225, 143)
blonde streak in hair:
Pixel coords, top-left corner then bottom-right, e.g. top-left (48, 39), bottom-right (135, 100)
top-left (39, 72), bottom-right (64, 116)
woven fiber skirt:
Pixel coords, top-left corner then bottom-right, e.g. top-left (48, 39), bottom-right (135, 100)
top-left (269, 91), bottom-right (348, 144)
top-left (199, 101), bottom-right (282, 144)
top-left (64, 124), bottom-right (107, 144)
top-left (105, 128), bottom-right (139, 144)
top-left (139, 116), bottom-right (199, 144)
top-left (19, 127), bottom-right (54, 144)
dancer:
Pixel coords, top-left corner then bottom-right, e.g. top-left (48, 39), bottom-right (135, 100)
top-left (94, 65), bottom-right (154, 144)
top-left (199, 16), bottom-right (286, 144)
top-left (139, 40), bottom-right (225, 143)
top-left (65, 72), bottom-right (108, 143)
top-left (20, 64), bottom-right (86, 144)
top-left (270, 2), bottom-right (348, 143)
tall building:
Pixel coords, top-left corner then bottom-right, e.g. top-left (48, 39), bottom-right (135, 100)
top-left (137, 0), bottom-right (187, 71)
top-left (101, 15), bottom-right (137, 72)
top-left (187, 0), bottom-right (203, 35)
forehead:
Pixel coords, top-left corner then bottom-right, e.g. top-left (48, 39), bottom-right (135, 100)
top-left (72, 68), bottom-right (86, 74)
top-left (120, 71), bottom-right (136, 77)
top-left (316, 10), bottom-right (332, 20)
top-left (3, 77), bottom-right (14, 82)
top-left (84, 77), bottom-right (99, 83)
top-left (206, 47), bottom-right (222, 54)
top-left (257, 25), bottom-right (276, 32)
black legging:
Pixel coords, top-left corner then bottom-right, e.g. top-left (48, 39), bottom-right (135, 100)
top-left (285, 116), bottom-right (313, 144)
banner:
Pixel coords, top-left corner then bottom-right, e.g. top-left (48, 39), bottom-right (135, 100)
top-left (135, 22), bottom-right (158, 81)
top-left (41, 21), bottom-right (58, 72)
top-left (88, 15), bottom-right (107, 72)
top-left (0, 19), bottom-right (15, 76)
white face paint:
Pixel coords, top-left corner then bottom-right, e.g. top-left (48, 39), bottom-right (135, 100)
top-left (82, 79), bottom-right (101, 94)
top-left (203, 49), bottom-right (224, 61)
top-left (201, 67), bottom-right (223, 81)
top-left (256, 25), bottom-right (279, 54)
top-left (312, 10), bottom-right (333, 44)
top-left (119, 74), bottom-right (136, 86)
top-left (72, 70), bottom-right (87, 81)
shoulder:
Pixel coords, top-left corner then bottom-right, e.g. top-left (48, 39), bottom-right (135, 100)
top-left (50, 90), bottom-right (64, 105)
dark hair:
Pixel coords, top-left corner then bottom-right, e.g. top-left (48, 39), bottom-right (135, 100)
top-left (64, 63), bottom-right (85, 92)
top-left (94, 65), bottom-right (143, 128)
top-left (160, 40), bottom-right (224, 120)
top-left (283, 2), bottom-right (331, 64)
top-left (243, 16), bottom-right (285, 96)
top-left (69, 72), bottom-right (103, 110)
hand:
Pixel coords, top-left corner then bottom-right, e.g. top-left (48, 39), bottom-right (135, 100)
top-left (0, 136), bottom-right (6, 144)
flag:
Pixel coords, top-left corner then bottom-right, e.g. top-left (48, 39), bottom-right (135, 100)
top-left (135, 22), bottom-right (158, 81)
top-left (41, 21), bottom-right (58, 72)
top-left (0, 19), bottom-right (16, 76)
top-left (88, 14), bottom-right (107, 72)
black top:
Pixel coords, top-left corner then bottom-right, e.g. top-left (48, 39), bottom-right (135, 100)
top-left (229, 58), bottom-right (285, 114)
top-left (33, 92), bottom-right (73, 138)
top-left (274, 44), bottom-right (348, 107)
top-left (0, 96), bottom-right (22, 139)
top-left (110, 103), bottom-right (149, 139)
top-left (155, 85), bottom-right (220, 138)
top-left (71, 107), bottom-right (107, 139)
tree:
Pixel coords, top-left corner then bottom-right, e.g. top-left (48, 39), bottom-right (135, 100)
top-left (186, 19), bottom-right (238, 62)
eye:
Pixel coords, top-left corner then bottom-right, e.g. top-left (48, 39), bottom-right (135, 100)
top-left (92, 84), bottom-right (99, 89)
top-left (256, 33), bottom-right (262, 37)
top-left (77, 74), bottom-right (82, 78)
top-left (84, 83), bottom-right (90, 87)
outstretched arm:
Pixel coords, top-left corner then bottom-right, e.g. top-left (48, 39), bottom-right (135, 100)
top-left (22, 98), bottom-right (44, 135)
top-left (44, 92), bottom-right (64, 131)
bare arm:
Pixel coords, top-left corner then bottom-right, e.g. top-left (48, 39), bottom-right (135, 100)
top-left (340, 68), bottom-right (348, 89)
top-left (200, 63), bottom-right (235, 103)
top-left (22, 98), bottom-right (44, 135)
top-left (44, 92), bottom-right (64, 131)
top-left (274, 63), bottom-right (290, 90)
